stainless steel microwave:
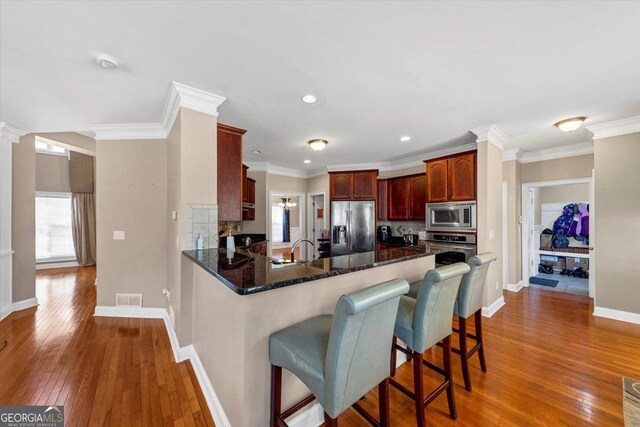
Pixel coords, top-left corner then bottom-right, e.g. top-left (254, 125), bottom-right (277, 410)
top-left (426, 201), bottom-right (476, 231)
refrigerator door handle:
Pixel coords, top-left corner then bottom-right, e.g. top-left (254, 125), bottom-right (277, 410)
top-left (346, 209), bottom-right (351, 250)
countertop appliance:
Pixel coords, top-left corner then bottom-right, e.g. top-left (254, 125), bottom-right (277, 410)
top-left (425, 231), bottom-right (477, 267)
top-left (426, 201), bottom-right (476, 232)
top-left (377, 225), bottom-right (391, 243)
top-left (331, 201), bottom-right (375, 255)
top-left (403, 234), bottom-right (419, 245)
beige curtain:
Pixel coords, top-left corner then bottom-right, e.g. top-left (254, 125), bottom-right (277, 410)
top-left (71, 193), bottom-right (96, 266)
top-left (69, 152), bottom-right (96, 266)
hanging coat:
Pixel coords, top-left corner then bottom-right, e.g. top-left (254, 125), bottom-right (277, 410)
top-left (553, 204), bottom-right (574, 236)
top-left (578, 203), bottom-right (589, 237)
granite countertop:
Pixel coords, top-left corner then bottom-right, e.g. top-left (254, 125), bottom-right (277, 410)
top-left (182, 244), bottom-right (433, 295)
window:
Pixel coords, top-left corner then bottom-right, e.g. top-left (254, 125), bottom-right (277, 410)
top-left (35, 140), bottom-right (68, 156)
top-left (271, 205), bottom-right (284, 244)
top-left (36, 192), bottom-right (76, 262)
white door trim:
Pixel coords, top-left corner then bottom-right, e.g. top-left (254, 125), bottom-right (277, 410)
top-left (502, 181), bottom-right (509, 289)
top-left (307, 191), bottom-right (326, 259)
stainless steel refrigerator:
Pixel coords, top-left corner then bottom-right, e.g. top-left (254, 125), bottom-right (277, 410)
top-left (330, 201), bottom-right (375, 255)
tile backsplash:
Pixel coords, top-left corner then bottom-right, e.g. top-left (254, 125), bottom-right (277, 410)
top-left (377, 220), bottom-right (425, 236)
top-left (186, 203), bottom-right (218, 249)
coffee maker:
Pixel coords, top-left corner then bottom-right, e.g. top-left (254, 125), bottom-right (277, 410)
top-left (377, 225), bottom-right (391, 243)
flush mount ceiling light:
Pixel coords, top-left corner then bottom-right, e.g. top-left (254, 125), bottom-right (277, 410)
top-left (251, 149), bottom-right (262, 154)
top-left (304, 159), bottom-right (311, 164)
top-left (308, 139), bottom-right (328, 151)
top-left (400, 135), bottom-right (411, 142)
top-left (96, 53), bottom-right (119, 69)
top-left (301, 94), bottom-right (317, 104)
top-left (555, 116), bottom-right (586, 132)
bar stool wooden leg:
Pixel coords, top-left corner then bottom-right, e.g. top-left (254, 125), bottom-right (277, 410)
top-left (443, 336), bottom-right (457, 419)
top-left (378, 378), bottom-right (390, 427)
top-left (324, 413), bottom-right (338, 426)
top-left (271, 365), bottom-right (282, 427)
top-left (459, 317), bottom-right (472, 391)
top-left (390, 337), bottom-right (397, 377)
top-left (475, 310), bottom-right (487, 372)
top-left (412, 351), bottom-right (426, 427)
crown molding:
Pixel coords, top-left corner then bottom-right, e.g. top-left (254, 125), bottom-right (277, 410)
top-left (88, 82), bottom-right (226, 140)
top-left (510, 141), bottom-right (593, 164)
top-left (244, 162), bottom-right (310, 179)
top-left (586, 116), bottom-right (640, 140)
top-left (471, 124), bottom-right (508, 150)
top-left (502, 148), bottom-right (524, 162)
top-left (0, 122), bottom-right (26, 144)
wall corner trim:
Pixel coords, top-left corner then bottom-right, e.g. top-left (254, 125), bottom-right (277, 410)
top-left (471, 124), bottom-right (508, 151)
top-left (482, 295), bottom-right (505, 318)
top-left (87, 82), bottom-right (226, 141)
top-left (94, 305), bottom-right (232, 427)
top-left (0, 297), bottom-right (40, 322)
top-left (0, 121), bottom-right (27, 144)
top-left (587, 116), bottom-right (640, 140)
top-left (505, 280), bottom-right (525, 293)
top-left (593, 306), bottom-right (640, 325)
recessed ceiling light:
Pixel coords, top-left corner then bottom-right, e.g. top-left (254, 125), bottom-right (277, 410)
top-left (304, 160), bottom-right (311, 164)
top-left (555, 117), bottom-right (586, 132)
top-left (308, 139), bottom-right (328, 151)
top-left (301, 94), bottom-right (317, 104)
top-left (251, 149), bottom-right (262, 154)
top-left (96, 53), bottom-right (119, 69)
top-left (400, 136), bottom-right (411, 142)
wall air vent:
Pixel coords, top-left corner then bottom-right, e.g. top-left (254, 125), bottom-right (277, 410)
top-left (116, 293), bottom-right (143, 308)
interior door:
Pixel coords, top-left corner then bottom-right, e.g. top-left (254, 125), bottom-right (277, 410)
top-left (589, 171), bottom-right (595, 299)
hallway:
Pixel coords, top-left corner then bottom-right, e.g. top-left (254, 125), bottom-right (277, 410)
top-left (0, 267), bottom-right (214, 426)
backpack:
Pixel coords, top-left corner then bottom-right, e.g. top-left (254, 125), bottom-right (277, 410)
top-left (538, 264), bottom-right (554, 274)
top-left (552, 233), bottom-right (569, 249)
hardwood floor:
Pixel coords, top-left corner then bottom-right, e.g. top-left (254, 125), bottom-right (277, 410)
top-left (2, 268), bottom-right (638, 426)
top-left (0, 267), bottom-right (214, 427)
top-left (334, 288), bottom-right (640, 426)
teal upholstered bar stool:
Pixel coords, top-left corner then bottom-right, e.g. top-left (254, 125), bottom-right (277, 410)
top-left (269, 278), bottom-right (410, 427)
top-left (390, 263), bottom-right (470, 427)
top-left (450, 252), bottom-right (497, 391)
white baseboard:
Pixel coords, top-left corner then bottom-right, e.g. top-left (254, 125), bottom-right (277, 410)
top-left (96, 305), bottom-right (232, 427)
top-left (505, 280), bottom-right (525, 293)
top-left (36, 261), bottom-right (80, 270)
top-left (0, 297), bottom-right (39, 321)
top-left (593, 306), bottom-right (640, 325)
top-left (482, 295), bottom-right (505, 318)
top-left (288, 401), bottom-right (324, 427)
top-left (94, 305), bottom-right (166, 318)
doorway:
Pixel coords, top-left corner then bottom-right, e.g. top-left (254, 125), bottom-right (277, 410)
top-left (307, 192), bottom-right (327, 259)
top-left (268, 191), bottom-right (306, 260)
top-left (521, 176), bottom-right (594, 298)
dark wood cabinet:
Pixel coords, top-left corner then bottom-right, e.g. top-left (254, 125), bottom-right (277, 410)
top-left (377, 180), bottom-right (388, 220)
top-left (242, 207), bottom-right (255, 221)
top-left (247, 178), bottom-right (256, 204)
top-left (242, 164), bottom-right (249, 202)
top-left (329, 170), bottom-right (378, 201)
top-left (217, 123), bottom-right (247, 221)
top-left (329, 173), bottom-right (352, 200)
top-left (409, 175), bottom-right (427, 220)
top-left (447, 152), bottom-right (476, 201)
top-left (426, 159), bottom-right (448, 203)
top-left (425, 151), bottom-right (476, 203)
top-left (387, 177), bottom-right (409, 221)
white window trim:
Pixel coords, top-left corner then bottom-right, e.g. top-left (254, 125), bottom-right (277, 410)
top-left (35, 142), bottom-right (69, 157)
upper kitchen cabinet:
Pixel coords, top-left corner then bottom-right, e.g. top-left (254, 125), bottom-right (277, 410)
top-left (242, 164), bottom-right (249, 202)
top-left (409, 174), bottom-right (427, 220)
top-left (425, 151), bottom-right (476, 203)
top-left (447, 152), bottom-right (476, 201)
top-left (246, 178), bottom-right (256, 205)
top-left (377, 179), bottom-right (388, 220)
top-left (387, 177), bottom-right (409, 220)
top-left (426, 159), bottom-right (448, 203)
top-left (329, 170), bottom-right (378, 200)
top-left (217, 123), bottom-right (247, 221)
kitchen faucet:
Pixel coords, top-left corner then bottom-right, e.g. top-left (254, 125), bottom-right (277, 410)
top-left (290, 238), bottom-right (315, 262)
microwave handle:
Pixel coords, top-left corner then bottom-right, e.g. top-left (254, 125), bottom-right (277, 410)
top-left (470, 204), bottom-right (477, 228)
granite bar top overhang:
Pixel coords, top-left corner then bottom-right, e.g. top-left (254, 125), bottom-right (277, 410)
top-left (182, 245), bottom-right (433, 295)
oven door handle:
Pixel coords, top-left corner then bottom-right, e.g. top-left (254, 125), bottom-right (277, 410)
top-left (428, 244), bottom-right (476, 251)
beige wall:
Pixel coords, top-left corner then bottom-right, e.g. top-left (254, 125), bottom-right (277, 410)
top-left (241, 171), bottom-right (267, 234)
top-left (35, 153), bottom-right (70, 193)
top-left (539, 183), bottom-right (589, 204)
top-left (521, 154), bottom-right (593, 183)
top-left (477, 142), bottom-right (503, 306)
top-left (307, 172), bottom-right (329, 194)
top-left (12, 135), bottom-right (36, 302)
top-left (96, 139), bottom-right (167, 308)
top-left (594, 132), bottom-right (640, 314)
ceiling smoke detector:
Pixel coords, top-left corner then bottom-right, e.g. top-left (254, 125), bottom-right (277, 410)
top-left (96, 54), bottom-right (119, 69)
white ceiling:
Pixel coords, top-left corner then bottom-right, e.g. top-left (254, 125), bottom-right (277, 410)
top-left (1, 1), bottom-right (639, 170)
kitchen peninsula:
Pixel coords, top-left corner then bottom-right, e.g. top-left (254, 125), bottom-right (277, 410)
top-left (179, 246), bottom-right (435, 426)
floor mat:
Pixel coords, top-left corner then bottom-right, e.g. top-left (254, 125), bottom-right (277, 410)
top-left (529, 276), bottom-right (558, 287)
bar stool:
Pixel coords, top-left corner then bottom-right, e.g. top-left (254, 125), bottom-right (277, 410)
top-left (269, 278), bottom-right (410, 427)
top-left (451, 252), bottom-right (497, 391)
top-left (389, 263), bottom-right (470, 427)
